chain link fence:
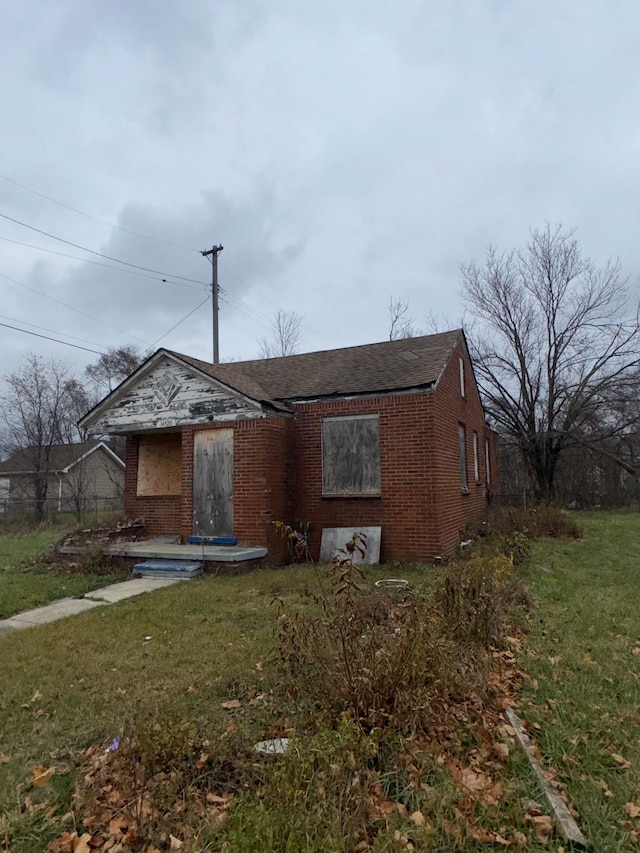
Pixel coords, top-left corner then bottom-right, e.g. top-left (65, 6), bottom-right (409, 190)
top-left (0, 494), bottom-right (124, 525)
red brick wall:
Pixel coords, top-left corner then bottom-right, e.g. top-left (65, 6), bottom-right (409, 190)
top-left (291, 394), bottom-right (436, 562)
top-left (430, 341), bottom-right (493, 555)
top-left (124, 434), bottom-right (182, 536)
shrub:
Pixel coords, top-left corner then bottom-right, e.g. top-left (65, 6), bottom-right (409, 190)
top-left (439, 555), bottom-right (515, 648)
top-left (499, 531), bottom-right (532, 565)
top-left (275, 544), bottom-right (501, 733)
top-left (488, 504), bottom-right (583, 540)
top-left (531, 504), bottom-right (583, 538)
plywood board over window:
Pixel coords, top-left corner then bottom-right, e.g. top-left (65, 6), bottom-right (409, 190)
top-left (137, 434), bottom-right (182, 496)
top-left (322, 414), bottom-right (381, 495)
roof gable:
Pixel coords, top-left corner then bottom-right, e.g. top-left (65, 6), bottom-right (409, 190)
top-left (80, 353), bottom-right (275, 435)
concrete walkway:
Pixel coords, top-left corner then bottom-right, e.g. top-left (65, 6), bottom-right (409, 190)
top-left (0, 577), bottom-right (181, 636)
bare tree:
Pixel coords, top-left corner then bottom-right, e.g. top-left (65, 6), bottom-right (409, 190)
top-left (60, 378), bottom-right (93, 441)
top-left (258, 311), bottom-right (302, 358)
top-left (85, 345), bottom-right (143, 394)
top-left (461, 223), bottom-right (640, 502)
top-left (0, 354), bottom-right (82, 521)
top-left (388, 297), bottom-right (418, 340)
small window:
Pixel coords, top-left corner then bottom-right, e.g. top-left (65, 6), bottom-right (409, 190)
top-left (459, 425), bottom-right (468, 490)
top-left (485, 438), bottom-right (491, 486)
top-left (459, 357), bottom-right (465, 397)
top-left (322, 414), bottom-right (381, 495)
top-left (473, 431), bottom-right (479, 481)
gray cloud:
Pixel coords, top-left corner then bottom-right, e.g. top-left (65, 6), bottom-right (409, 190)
top-left (1, 0), bottom-right (639, 384)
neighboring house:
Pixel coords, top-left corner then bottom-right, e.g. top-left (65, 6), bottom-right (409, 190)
top-left (79, 330), bottom-right (498, 562)
top-left (0, 441), bottom-right (125, 515)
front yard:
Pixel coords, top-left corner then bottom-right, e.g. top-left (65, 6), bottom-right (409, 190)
top-left (0, 512), bottom-right (639, 850)
top-left (0, 531), bottom-right (127, 618)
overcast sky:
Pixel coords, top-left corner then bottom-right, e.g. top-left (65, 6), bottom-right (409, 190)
top-left (1, 0), bottom-right (639, 386)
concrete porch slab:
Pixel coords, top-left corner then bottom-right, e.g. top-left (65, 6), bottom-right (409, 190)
top-left (104, 541), bottom-right (268, 563)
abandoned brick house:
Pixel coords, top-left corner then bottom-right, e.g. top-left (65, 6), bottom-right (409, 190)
top-left (78, 329), bottom-right (498, 563)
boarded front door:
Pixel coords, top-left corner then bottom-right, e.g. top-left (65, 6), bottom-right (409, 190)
top-left (192, 429), bottom-right (234, 537)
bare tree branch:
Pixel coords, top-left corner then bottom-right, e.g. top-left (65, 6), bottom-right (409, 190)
top-left (258, 311), bottom-right (302, 358)
top-left (0, 354), bottom-right (84, 521)
top-left (85, 345), bottom-right (143, 394)
top-left (388, 297), bottom-right (419, 340)
top-left (462, 223), bottom-right (640, 501)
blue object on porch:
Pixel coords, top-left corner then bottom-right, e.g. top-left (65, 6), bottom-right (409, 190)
top-left (187, 535), bottom-right (237, 546)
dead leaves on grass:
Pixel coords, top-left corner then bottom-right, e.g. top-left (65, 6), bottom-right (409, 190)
top-left (523, 807), bottom-right (554, 842)
top-left (44, 740), bottom-right (233, 853)
top-left (610, 751), bottom-right (632, 771)
top-left (31, 764), bottom-right (56, 788)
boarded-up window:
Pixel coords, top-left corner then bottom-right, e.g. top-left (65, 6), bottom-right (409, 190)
top-left (322, 415), bottom-right (381, 495)
top-left (137, 434), bottom-right (182, 496)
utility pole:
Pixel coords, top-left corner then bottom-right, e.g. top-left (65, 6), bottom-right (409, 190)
top-left (201, 244), bottom-right (223, 363)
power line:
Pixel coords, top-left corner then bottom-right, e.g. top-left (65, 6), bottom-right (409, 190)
top-left (219, 261), bottom-right (332, 344)
top-left (220, 286), bottom-right (276, 326)
top-left (0, 211), bottom-right (209, 285)
top-left (0, 173), bottom-right (200, 253)
top-left (0, 271), bottom-right (150, 345)
top-left (220, 261), bottom-right (288, 314)
top-left (145, 294), bottom-right (211, 352)
top-left (0, 207), bottom-right (332, 346)
top-left (0, 211), bottom-right (314, 329)
top-left (0, 235), bottom-right (208, 291)
top-left (0, 320), bottom-right (105, 354)
top-left (218, 289), bottom-right (274, 332)
top-left (0, 313), bottom-right (111, 349)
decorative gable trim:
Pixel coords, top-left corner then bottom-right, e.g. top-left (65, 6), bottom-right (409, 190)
top-left (79, 350), bottom-right (280, 435)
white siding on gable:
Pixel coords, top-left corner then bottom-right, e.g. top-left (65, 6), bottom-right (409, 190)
top-left (85, 357), bottom-right (264, 435)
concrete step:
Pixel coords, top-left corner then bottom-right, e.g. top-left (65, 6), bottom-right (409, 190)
top-left (132, 559), bottom-right (203, 580)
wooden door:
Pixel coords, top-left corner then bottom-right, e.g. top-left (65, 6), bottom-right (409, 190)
top-left (192, 429), bottom-right (234, 537)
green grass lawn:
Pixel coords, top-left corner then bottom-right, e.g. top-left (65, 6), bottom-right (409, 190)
top-left (2, 515), bottom-right (640, 851)
top-left (517, 511), bottom-right (640, 852)
top-left (0, 531), bottom-right (127, 619)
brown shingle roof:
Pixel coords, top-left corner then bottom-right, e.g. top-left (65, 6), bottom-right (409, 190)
top-left (170, 329), bottom-right (462, 405)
